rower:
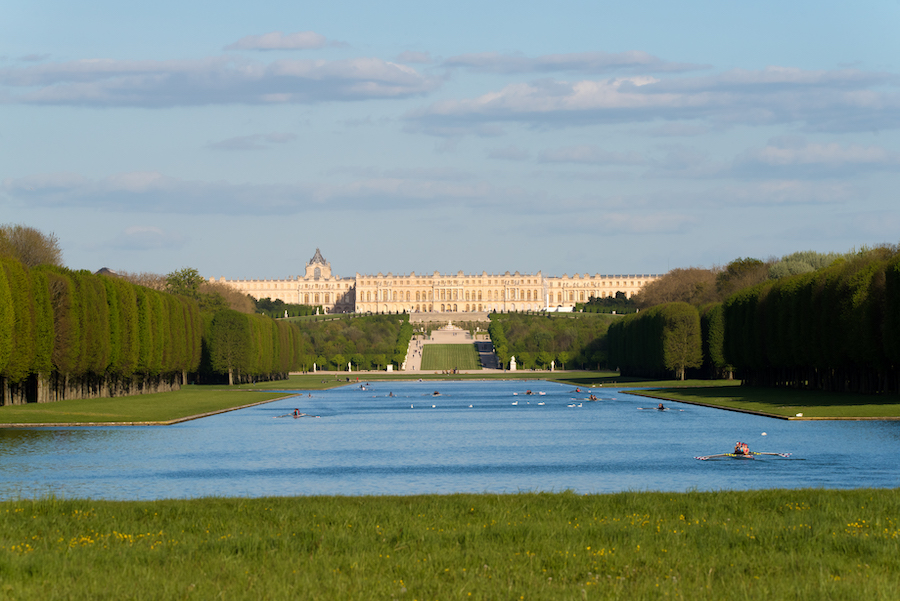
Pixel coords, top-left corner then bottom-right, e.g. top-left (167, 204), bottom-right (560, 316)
top-left (734, 441), bottom-right (750, 455)
top-left (293, 408), bottom-right (300, 417)
top-left (657, 403), bottom-right (665, 410)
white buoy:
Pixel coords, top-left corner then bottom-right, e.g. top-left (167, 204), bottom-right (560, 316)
top-left (796, 413), bottom-right (803, 417)
top-left (761, 432), bottom-right (767, 436)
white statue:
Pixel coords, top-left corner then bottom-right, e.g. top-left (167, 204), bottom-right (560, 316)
top-left (509, 355), bottom-right (517, 371)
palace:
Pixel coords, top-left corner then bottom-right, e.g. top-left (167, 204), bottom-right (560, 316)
top-left (212, 249), bottom-right (661, 314)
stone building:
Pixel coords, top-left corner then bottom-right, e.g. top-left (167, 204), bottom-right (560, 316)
top-left (211, 249), bottom-right (355, 312)
top-left (213, 249), bottom-right (660, 314)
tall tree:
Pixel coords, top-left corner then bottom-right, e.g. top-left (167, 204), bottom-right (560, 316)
top-left (633, 268), bottom-right (718, 309)
top-left (661, 303), bottom-right (703, 380)
top-left (0, 224), bottom-right (63, 268)
top-left (207, 310), bottom-right (251, 385)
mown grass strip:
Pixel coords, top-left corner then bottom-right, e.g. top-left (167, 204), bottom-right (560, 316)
top-left (1, 489), bottom-right (898, 600)
top-left (0, 387), bottom-right (288, 425)
top-left (628, 386), bottom-right (900, 419)
top-left (420, 344), bottom-right (482, 370)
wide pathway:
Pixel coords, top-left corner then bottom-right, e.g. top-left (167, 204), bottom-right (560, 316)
top-left (403, 328), bottom-right (500, 373)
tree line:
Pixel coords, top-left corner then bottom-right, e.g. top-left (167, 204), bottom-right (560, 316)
top-left (608, 247), bottom-right (900, 392)
top-left (0, 254), bottom-right (310, 404)
top-left (289, 315), bottom-right (413, 372)
top-left (722, 247), bottom-right (900, 393)
top-left (488, 313), bottom-right (614, 370)
top-left (1, 258), bottom-right (204, 404)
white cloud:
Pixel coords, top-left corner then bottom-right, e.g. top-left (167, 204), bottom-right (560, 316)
top-left (224, 31), bottom-right (330, 51)
top-left (396, 51), bottom-right (433, 64)
top-left (707, 180), bottom-right (861, 206)
top-left (741, 137), bottom-right (897, 166)
top-left (1, 170), bottom-right (540, 215)
top-left (0, 55), bottom-right (437, 107)
top-left (207, 132), bottom-right (298, 151)
top-left (442, 51), bottom-right (706, 75)
top-left (19, 53), bottom-right (50, 62)
top-left (538, 145), bottom-right (644, 165)
top-left (105, 226), bottom-right (187, 251)
top-left (407, 66), bottom-right (900, 134)
top-left (488, 145), bottom-right (531, 161)
top-left (646, 123), bottom-right (710, 137)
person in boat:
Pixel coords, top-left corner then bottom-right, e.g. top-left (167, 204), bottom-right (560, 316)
top-left (293, 408), bottom-right (300, 417)
top-left (389, 392), bottom-right (394, 397)
top-left (657, 403), bottom-right (665, 410)
top-left (589, 394), bottom-right (597, 401)
top-left (734, 441), bottom-right (750, 455)
top-left (575, 388), bottom-right (582, 393)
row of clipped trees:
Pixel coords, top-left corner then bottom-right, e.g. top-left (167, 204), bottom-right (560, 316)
top-left (488, 313), bottom-right (613, 370)
top-left (607, 303), bottom-right (703, 380)
top-left (723, 249), bottom-right (900, 393)
top-left (0, 256), bottom-right (312, 404)
top-left (201, 309), bottom-right (305, 386)
top-left (1, 258), bottom-right (203, 403)
top-left (289, 315), bottom-right (413, 372)
top-left (609, 248), bottom-right (900, 392)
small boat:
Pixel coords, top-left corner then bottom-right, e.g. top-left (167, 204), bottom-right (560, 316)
top-left (694, 451), bottom-right (792, 461)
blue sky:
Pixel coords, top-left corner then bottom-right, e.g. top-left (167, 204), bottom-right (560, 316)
top-left (2, 1), bottom-right (899, 280)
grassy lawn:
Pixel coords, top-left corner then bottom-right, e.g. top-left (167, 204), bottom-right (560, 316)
top-left (628, 386), bottom-right (900, 419)
top-left (420, 344), bottom-right (482, 370)
top-left (0, 387), bottom-right (289, 425)
top-left (1, 489), bottom-right (898, 600)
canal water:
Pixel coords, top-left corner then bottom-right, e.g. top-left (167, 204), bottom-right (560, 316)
top-left (1, 380), bottom-right (898, 500)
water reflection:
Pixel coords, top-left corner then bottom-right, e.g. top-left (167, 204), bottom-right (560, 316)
top-left (0, 380), bottom-right (898, 500)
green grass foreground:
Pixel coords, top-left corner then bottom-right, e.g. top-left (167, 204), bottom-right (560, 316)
top-left (420, 344), bottom-right (482, 371)
top-left (1, 489), bottom-right (898, 600)
top-left (628, 386), bottom-right (900, 419)
top-left (0, 387), bottom-right (289, 425)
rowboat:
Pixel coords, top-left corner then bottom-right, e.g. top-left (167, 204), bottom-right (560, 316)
top-left (694, 451), bottom-right (792, 461)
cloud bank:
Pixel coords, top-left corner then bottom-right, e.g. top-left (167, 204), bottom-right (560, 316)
top-left (0, 56), bottom-right (437, 106)
top-left (224, 31), bottom-right (331, 51)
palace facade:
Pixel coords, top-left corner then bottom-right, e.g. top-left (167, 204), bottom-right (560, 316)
top-left (212, 249), bottom-right (661, 314)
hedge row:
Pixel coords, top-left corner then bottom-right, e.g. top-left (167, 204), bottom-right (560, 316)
top-left (723, 250), bottom-right (900, 393)
top-left (289, 314), bottom-right (413, 371)
top-left (0, 259), bottom-right (204, 403)
top-left (0, 258), bottom-right (308, 403)
top-left (200, 309), bottom-right (304, 385)
top-left (607, 302), bottom-right (702, 380)
top-left (488, 313), bottom-right (612, 370)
